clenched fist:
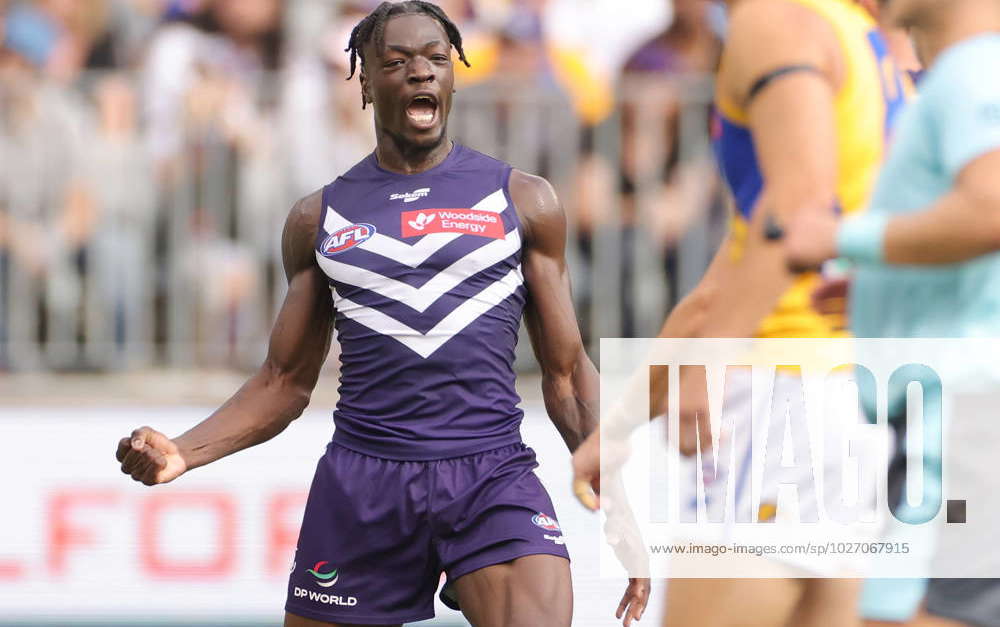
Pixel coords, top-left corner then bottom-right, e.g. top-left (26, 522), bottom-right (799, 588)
top-left (115, 427), bottom-right (187, 486)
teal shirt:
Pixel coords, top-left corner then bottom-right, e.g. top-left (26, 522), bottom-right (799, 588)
top-left (851, 34), bottom-right (1000, 338)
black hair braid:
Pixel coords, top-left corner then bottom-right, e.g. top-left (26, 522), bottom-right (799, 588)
top-left (345, 0), bottom-right (471, 90)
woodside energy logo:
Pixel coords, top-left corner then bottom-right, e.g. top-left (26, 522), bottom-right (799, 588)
top-left (401, 208), bottom-right (505, 239)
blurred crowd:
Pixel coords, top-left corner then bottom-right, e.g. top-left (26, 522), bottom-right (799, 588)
top-left (0, 0), bottom-right (726, 371)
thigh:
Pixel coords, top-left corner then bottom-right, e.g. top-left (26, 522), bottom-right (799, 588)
top-left (284, 611), bottom-right (400, 627)
top-left (663, 578), bottom-right (804, 627)
top-left (786, 578), bottom-right (862, 627)
top-left (453, 553), bottom-right (572, 627)
top-left (285, 445), bottom-right (438, 625)
top-left (433, 444), bottom-right (570, 584)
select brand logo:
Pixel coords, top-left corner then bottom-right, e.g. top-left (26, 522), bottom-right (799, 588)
top-left (390, 188), bottom-right (431, 203)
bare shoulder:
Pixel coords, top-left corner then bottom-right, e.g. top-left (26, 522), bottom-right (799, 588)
top-left (722, 0), bottom-right (842, 97)
top-left (509, 169), bottom-right (565, 246)
top-left (281, 188), bottom-right (324, 280)
top-left (727, 0), bottom-right (834, 41)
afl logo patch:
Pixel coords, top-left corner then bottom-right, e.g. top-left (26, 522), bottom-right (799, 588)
top-left (321, 223), bottom-right (375, 256)
top-left (532, 512), bottom-right (560, 532)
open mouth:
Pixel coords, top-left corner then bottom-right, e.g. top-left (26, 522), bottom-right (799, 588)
top-left (406, 94), bottom-right (438, 129)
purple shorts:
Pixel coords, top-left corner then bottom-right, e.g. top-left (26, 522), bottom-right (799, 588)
top-left (285, 441), bottom-right (570, 625)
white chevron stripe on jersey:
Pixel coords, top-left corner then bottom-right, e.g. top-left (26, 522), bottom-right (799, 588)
top-left (315, 227), bottom-right (521, 313)
top-left (332, 266), bottom-right (524, 358)
top-left (323, 188), bottom-right (508, 268)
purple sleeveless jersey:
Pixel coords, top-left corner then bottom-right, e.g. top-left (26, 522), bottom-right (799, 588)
top-left (315, 143), bottom-right (526, 460)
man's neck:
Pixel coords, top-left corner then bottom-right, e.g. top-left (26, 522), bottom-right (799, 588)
top-left (374, 132), bottom-right (453, 175)
top-left (918, 0), bottom-right (1000, 67)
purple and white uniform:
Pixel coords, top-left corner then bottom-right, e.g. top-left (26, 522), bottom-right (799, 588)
top-left (286, 144), bottom-right (569, 625)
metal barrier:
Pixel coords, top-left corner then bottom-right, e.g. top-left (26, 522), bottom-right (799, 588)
top-left (0, 73), bottom-right (725, 372)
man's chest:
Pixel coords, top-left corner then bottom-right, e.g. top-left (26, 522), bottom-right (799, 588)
top-left (314, 185), bottom-right (521, 295)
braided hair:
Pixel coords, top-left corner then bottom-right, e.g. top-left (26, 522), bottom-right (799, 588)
top-left (345, 1), bottom-right (471, 103)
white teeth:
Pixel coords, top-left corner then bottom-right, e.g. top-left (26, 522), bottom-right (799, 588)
top-left (409, 112), bottom-right (434, 125)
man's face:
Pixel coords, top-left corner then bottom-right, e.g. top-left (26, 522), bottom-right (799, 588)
top-left (361, 14), bottom-right (455, 151)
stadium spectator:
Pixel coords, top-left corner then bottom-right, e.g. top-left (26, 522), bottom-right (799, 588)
top-left (571, 0), bottom-right (725, 337)
top-left (621, 0), bottom-right (724, 328)
top-left (142, 0), bottom-right (284, 166)
top-left (141, 0), bottom-right (286, 363)
top-left (280, 2), bottom-right (376, 197)
top-left (82, 74), bottom-right (155, 362)
top-left (1, 3), bottom-right (94, 365)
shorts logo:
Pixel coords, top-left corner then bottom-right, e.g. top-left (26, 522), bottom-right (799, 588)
top-left (532, 512), bottom-right (560, 532)
top-left (400, 208), bottom-right (505, 239)
top-left (390, 187), bottom-right (430, 203)
top-left (307, 561), bottom-right (339, 588)
top-left (293, 586), bottom-right (358, 607)
top-left (321, 223), bottom-right (375, 256)
top-left (544, 534), bottom-right (566, 545)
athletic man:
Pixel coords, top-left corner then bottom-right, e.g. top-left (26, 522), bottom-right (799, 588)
top-left (114, 2), bottom-right (649, 626)
top-left (788, 2), bottom-right (1000, 625)
top-left (573, 0), bottom-right (907, 625)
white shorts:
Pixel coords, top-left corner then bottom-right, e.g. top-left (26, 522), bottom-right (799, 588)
top-left (673, 371), bottom-right (889, 576)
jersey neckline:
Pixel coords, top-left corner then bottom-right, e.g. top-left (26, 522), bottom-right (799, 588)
top-left (367, 141), bottom-right (462, 178)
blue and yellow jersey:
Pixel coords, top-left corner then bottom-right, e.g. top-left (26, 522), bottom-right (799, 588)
top-left (712, 0), bottom-right (908, 338)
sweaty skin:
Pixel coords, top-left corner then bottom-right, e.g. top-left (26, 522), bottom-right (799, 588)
top-left (116, 10), bottom-right (648, 627)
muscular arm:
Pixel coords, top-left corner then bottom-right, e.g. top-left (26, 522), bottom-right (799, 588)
top-left (512, 170), bottom-right (597, 453)
top-left (647, 1), bottom-right (841, 420)
top-left (175, 191), bottom-right (334, 470)
top-left (117, 190), bottom-right (334, 483)
top-left (879, 150), bottom-right (1000, 264)
top-left (691, 1), bottom-right (840, 337)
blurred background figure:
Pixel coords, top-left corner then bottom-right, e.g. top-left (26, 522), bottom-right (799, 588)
top-left (2, 0), bottom-right (693, 372)
top-left (611, 0), bottom-right (725, 336)
top-left (142, 0), bottom-right (287, 366)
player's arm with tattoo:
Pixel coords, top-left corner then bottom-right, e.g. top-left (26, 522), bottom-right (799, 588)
top-left (115, 190), bottom-right (335, 485)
